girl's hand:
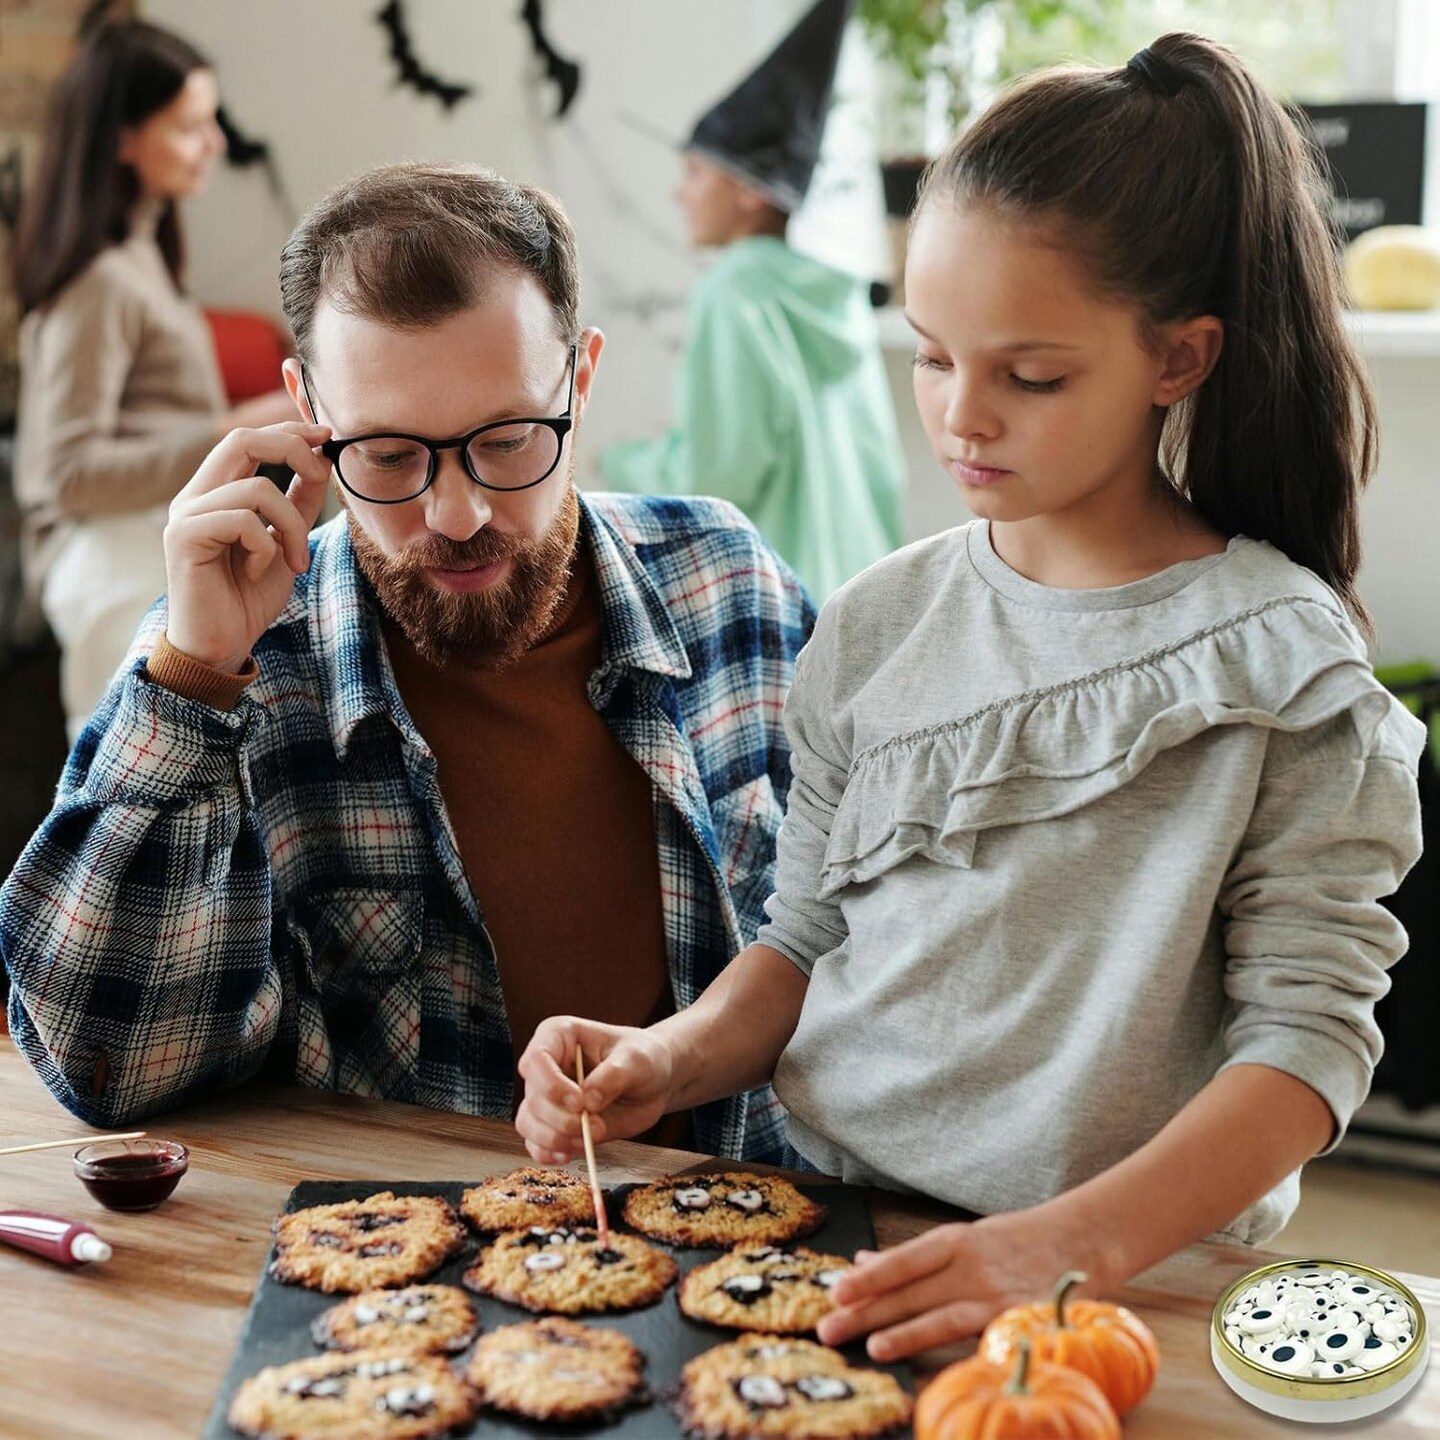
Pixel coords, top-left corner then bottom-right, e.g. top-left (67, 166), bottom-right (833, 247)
top-left (163, 421), bottom-right (333, 674)
top-left (515, 1016), bottom-right (677, 1164)
top-left (816, 1208), bottom-right (1110, 1361)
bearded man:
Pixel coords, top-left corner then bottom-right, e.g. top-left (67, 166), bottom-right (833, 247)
top-left (0, 163), bottom-right (813, 1163)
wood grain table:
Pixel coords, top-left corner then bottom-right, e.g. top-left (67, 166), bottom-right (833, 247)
top-left (1, 1040), bottom-right (1435, 1438)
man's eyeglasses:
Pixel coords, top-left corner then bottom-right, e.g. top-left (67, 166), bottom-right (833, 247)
top-left (300, 344), bottom-right (578, 504)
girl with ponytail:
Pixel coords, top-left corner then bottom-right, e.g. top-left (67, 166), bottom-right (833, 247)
top-left (515, 34), bottom-right (1426, 1356)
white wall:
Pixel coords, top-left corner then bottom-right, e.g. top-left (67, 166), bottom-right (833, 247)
top-left (142, 0), bottom-right (880, 478)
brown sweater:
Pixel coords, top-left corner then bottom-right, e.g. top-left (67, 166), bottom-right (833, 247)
top-left (385, 548), bottom-right (691, 1146)
top-left (14, 202), bottom-right (226, 591)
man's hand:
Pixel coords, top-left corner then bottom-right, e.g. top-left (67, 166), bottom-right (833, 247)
top-left (816, 1208), bottom-right (1110, 1361)
top-left (164, 421), bottom-right (333, 674)
top-left (516, 1017), bottom-right (677, 1164)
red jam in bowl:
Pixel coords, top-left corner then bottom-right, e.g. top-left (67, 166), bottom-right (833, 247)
top-left (72, 1139), bottom-right (188, 1211)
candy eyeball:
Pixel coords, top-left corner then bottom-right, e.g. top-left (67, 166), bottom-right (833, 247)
top-left (1315, 1327), bottom-right (1365, 1362)
top-left (1355, 1339), bottom-right (1402, 1372)
top-left (1259, 1340), bottom-right (1314, 1375)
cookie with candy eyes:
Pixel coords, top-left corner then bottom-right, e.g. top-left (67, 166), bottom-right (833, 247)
top-left (227, 1349), bottom-right (477, 1440)
top-left (462, 1224), bottom-right (677, 1314)
top-left (621, 1172), bottom-right (826, 1250)
top-left (310, 1284), bottom-right (478, 1355)
top-left (460, 1166), bottom-right (601, 1232)
top-left (269, 1192), bottom-right (468, 1294)
top-left (465, 1316), bottom-right (649, 1422)
top-left (675, 1334), bottom-right (912, 1439)
top-left (680, 1247), bottom-right (853, 1334)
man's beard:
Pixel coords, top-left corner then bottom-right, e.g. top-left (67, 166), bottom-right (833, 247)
top-left (349, 478), bottom-right (582, 671)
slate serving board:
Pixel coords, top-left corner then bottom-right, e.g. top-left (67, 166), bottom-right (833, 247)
top-left (203, 1176), bottom-right (914, 1438)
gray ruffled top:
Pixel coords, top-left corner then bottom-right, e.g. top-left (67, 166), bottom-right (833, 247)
top-left (761, 521), bottom-right (1425, 1243)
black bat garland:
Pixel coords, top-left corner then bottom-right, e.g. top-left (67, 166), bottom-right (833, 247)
top-left (376, 0), bottom-right (474, 112)
top-left (520, 0), bottom-right (581, 119)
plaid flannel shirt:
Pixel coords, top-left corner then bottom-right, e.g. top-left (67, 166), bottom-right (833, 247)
top-left (2, 494), bottom-right (815, 1161)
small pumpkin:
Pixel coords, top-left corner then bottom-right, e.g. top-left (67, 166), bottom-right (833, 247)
top-left (915, 1337), bottom-right (1120, 1440)
top-left (980, 1271), bottom-right (1159, 1416)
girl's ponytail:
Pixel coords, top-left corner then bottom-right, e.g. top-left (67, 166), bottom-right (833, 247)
top-left (922, 32), bottom-right (1376, 627)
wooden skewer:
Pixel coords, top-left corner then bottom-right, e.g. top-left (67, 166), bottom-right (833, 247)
top-left (574, 1050), bottom-right (610, 1246)
top-left (0, 1130), bottom-right (147, 1158)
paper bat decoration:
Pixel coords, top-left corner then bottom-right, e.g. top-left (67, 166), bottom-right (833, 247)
top-left (520, 0), bottom-right (581, 119)
top-left (376, 0), bottom-right (474, 112)
top-left (217, 106), bottom-right (270, 169)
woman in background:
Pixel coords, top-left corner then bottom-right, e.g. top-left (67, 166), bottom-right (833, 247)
top-left (11, 19), bottom-right (293, 741)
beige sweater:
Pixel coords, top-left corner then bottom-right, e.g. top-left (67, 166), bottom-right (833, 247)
top-left (14, 204), bottom-right (226, 591)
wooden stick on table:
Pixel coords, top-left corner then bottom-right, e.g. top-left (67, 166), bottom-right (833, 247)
top-left (574, 1050), bottom-right (610, 1246)
top-left (0, 1130), bottom-right (146, 1157)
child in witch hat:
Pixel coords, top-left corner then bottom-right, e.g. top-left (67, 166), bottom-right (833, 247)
top-left (600, 0), bottom-right (905, 602)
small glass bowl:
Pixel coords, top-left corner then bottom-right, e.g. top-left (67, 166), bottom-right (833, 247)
top-left (1211, 1258), bottom-right (1430, 1424)
top-left (73, 1138), bottom-right (189, 1212)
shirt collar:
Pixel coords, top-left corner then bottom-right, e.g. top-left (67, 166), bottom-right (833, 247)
top-left (308, 494), bottom-right (692, 762)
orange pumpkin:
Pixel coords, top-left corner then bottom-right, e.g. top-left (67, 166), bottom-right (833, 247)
top-left (980, 1271), bottom-right (1159, 1416)
top-left (915, 1337), bottom-right (1120, 1440)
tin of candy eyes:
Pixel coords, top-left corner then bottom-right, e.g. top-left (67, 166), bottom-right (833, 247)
top-left (1211, 1259), bottom-right (1430, 1424)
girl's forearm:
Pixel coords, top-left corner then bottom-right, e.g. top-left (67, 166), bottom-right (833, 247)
top-left (1039, 1063), bottom-right (1335, 1290)
top-left (654, 943), bottom-right (810, 1112)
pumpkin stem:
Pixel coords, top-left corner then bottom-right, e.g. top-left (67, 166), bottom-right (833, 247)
top-left (1004, 1337), bottom-right (1033, 1396)
top-left (1052, 1270), bottom-right (1088, 1329)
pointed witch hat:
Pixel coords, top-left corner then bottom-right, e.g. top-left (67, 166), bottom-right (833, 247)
top-left (686, 0), bottom-right (853, 214)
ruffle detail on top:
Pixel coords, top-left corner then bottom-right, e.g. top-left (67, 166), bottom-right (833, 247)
top-left (818, 597), bottom-right (1395, 897)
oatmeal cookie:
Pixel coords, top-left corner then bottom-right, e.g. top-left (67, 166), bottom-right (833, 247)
top-left (676, 1334), bottom-right (912, 1439)
top-left (680, 1247), bottom-right (853, 1333)
top-left (466, 1316), bottom-right (649, 1422)
top-left (622, 1173), bottom-right (826, 1250)
top-left (462, 1224), bottom-right (677, 1314)
top-left (227, 1349), bottom-right (476, 1440)
top-left (460, 1166), bottom-right (600, 1232)
top-left (310, 1284), bottom-right (478, 1355)
top-left (269, 1191), bottom-right (467, 1294)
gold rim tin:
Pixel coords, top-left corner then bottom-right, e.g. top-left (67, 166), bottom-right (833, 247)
top-left (1211, 1258), bottom-right (1430, 1423)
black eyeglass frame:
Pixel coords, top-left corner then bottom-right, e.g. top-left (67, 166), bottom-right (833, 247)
top-left (300, 343), bottom-right (578, 504)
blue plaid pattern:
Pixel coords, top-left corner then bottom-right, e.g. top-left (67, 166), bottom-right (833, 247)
top-left (2, 494), bottom-right (815, 1161)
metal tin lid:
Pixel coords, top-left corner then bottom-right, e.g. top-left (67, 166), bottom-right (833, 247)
top-left (1211, 1258), bottom-right (1430, 1422)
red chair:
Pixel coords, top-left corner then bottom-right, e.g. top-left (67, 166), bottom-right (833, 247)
top-left (203, 308), bottom-right (290, 402)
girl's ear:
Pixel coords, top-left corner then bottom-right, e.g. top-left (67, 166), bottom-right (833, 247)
top-left (1154, 315), bottom-right (1224, 406)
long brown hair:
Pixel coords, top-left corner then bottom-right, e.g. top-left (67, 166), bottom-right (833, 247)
top-left (920, 32), bottom-right (1376, 624)
top-left (12, 20), bottom-right (210, 315)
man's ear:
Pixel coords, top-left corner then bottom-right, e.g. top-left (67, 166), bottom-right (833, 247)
top-left (281, 357), bottom-right (312, 420)
top-left (573, 326), bottom-right (605, 421)
top-left (1153, 315), bottom-right (1224, 407)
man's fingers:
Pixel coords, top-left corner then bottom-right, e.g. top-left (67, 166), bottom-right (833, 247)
top-left (183, 423), bottom-right (331, 502)
top-left (176, 476), bottom-right (315, 573)
top-left (172, 510), bottom-right (285, 575)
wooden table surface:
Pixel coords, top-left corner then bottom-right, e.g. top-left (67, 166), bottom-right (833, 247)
top-left (1, 1040), bottom-right (1435, 1438)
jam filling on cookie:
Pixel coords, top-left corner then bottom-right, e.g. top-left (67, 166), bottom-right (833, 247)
top-left (721, 1275), bottom-right (774, 1305)
top-left (592, 1247), bottom-right (626, 1267)
top-left (352, 1212), bottom-right (407, 1233)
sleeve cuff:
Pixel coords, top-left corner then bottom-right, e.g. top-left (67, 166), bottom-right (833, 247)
top-left (145, 633), bottom-right (258, 711)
